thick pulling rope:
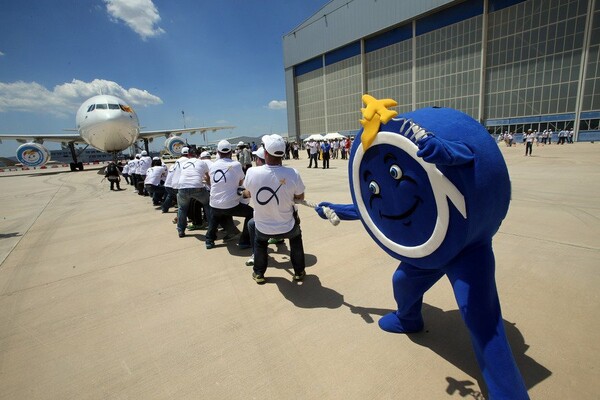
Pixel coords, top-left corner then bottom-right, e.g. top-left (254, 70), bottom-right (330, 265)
top-left (295, 199), bottom-right (340, 226)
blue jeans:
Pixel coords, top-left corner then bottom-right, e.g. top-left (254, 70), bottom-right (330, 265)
top-left (177, 188), bottom-right (204, 233)
top-left (161, 187), bottom-right (177, 212)
top-left (191, 188), bottom-right (212, 226)
top-left (253, 222), bottom-right (305, 276)
top-left (206, 203), bottom-right (253, 245)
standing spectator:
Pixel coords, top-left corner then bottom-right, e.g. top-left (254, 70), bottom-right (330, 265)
top-left (307, 139), bottom-right (319, 168)
top-left (243, 134), bottom-right (307, 284)
top-left (331, 139), bottom-right (340, 159)
top-left (205, 140), bottom-right (253, 249)
top-left (568, 128), bottom-right (574, 143)
top-left (292, 142), bottom-right (299, 160)
top-left (321, 140), bottom-right (331, 169)
top-left (547, 129), bottom-right (553, 144)
top-left (524, 129), bottom-right (535, 156)
top-left (238, 142), bottom-right (252, 173)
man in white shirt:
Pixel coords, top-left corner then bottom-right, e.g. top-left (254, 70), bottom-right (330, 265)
top-left (137, 150), bottom-right (152, 195)
top-left (307, 139), bottom-right (319, 168)
top-left (144, 157), bottom-right (167, 205)
top-left (205, 140), bottom-right (253, 249)
top-left (161, 162), bottom-right (178, 213)
top-left (243, 134), bottom-right (306, 284)
top-left (175, 148), bottom-right (209, 238)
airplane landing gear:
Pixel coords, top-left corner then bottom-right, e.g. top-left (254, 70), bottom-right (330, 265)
top-left (69, 161), bottom-right (84, 171)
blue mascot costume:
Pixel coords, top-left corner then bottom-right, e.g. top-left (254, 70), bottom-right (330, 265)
top-left (316, 95), bottom-right (529, 399)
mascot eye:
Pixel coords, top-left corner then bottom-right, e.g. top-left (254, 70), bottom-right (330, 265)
top-left (389, 165), bottom-right (403, 180)
top-left (369, 181), bottom-right (380, 195)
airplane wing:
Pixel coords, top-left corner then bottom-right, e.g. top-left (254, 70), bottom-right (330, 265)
top-left (138, 126), bottom-right (235, 139)
top-left (0, 131), bottom-right (83, 144)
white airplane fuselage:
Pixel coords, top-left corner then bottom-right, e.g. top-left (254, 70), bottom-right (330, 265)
top-left (76, 94), bottom-right (140, 152)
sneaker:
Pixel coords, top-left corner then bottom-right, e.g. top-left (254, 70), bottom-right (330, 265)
top-left (178, 231), bottom-right (185, 238)
top-left (293, 270), bottom-right (306, 281)
top-left (252, 272), bottom-right (266, 284)
top-left (268, 238), bottom-right (284, 245)
top-left (187, 224), bottom-right (201, 231)
top-left (245, 257), bottom-right (254, 266)
top-left (205, 241), bottom-right (215, 249)
top-left (237, 242), bottom-right (252, 250)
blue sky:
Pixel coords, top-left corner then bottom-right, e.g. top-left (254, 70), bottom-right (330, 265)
top-left (0, 0), bottom-right (327, 156)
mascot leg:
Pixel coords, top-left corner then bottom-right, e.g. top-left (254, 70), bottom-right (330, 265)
top-left (445, 243), bottom-right (529, 400)
top-left (379, 263), bottom-right (445, 333)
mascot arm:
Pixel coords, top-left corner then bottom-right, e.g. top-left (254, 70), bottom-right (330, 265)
top-left (416, 134), bottom-right (474, 166)
top-left (315, 202), bottom-right (360, 221)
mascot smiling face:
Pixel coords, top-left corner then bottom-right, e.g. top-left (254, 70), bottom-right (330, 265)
top-left (349, 103), bottom-right (510, 268)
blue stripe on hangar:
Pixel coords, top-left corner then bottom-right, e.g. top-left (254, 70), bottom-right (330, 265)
top-left (416, 0), bottom-right (483, 36)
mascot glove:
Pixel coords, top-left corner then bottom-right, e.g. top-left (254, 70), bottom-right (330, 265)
top-left (315, 202), bottom-right (359, 221)
top-left (416, 134), bottom-right (474, 166)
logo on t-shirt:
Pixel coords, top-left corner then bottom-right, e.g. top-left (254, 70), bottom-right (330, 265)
top-left (256, 178), bottom-right (286, 206)
top-left (213, 165), bottom-right (232, 183)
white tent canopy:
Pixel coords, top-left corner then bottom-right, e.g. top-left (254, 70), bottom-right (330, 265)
top-left (303, 134), bottom-right (325, 142)
top-left (323, 132), bottom-right (346, 140)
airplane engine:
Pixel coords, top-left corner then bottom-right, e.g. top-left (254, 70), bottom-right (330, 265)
top-left (16, 143), bottom-right (51, 168)
top-left (165, 136), bottom-right (186, 156)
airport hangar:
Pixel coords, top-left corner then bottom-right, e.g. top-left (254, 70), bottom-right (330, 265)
top-left (282, 0), bottom-right (600, 143)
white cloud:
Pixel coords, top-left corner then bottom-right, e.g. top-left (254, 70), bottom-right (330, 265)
top-left (268, 100), bottom-right (287, 110)
top-left (0, 51), bottom-right (5, 56)
top-left (104, 0), bottom-right (165, 40)
top-left (0, 79), bottom-right (162, 116)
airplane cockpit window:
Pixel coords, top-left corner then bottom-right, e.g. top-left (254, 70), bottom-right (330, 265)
top-left (96, 104), bottom-right (108, 109)
top-left (87, 104), bottom-right (95, 112)
top-left (108, 104), bottom-right (120, 110)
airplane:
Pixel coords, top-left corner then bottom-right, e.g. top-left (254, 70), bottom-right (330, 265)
top-left (0, 94), bottom-right (235, 171)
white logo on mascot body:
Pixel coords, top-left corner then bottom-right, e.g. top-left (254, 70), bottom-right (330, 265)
top-left (351, 130), bottom-right (467, 259)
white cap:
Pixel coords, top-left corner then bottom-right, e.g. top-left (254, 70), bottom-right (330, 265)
top-left (141, 150), bottom-right (148, 156)
top-left (218, 140), bottom-right (232, 153)
top-left (252, 146), bottom-right (265, 160)
top-left (135, 153), bottom-right (140, 158)
top-left (200, 151), bottom-right (211, 158)
top-left (152, 156), bottom-right (160, 160)
top-left (262, 134), bottom-right (285, 157)
top-left (181, 147), bottom-right (189, 155)
top-left (237, 141), bottom-right (245, 147)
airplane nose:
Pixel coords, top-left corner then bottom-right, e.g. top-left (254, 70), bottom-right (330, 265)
top-left (86, 112), bottom-right (139, 151)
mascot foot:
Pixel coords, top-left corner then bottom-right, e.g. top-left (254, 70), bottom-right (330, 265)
top-left (378, 312), bottom-right (424, 333)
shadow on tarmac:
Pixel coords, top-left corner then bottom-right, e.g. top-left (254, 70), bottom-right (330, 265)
top-left (409, 303), bottom-right (552, 398)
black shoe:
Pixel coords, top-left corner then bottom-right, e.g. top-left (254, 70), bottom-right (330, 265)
top-left (178, 231), bottom-right (185, 238)
top-left (293, 270), bottom-right (306, 281)
top-left (206, 241), bottom-right (215, 249)
top-left (252, 272), bottom-right (266, 284)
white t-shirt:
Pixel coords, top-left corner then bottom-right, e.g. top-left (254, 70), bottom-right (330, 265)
top-left (244, 164), bottom-right (305, 235)
top-left (177, 158), bottom-right (209, 189)
top-left (201, 159), bottom-right (213, 189)
top-left (163, 164), bottom-right (177, 188)
top-left (138, 156), bottom-right (152, 174)
top-left (170, 156), bottom-right (189, 189)
top-left (145, 165), bottom-right (167, 185)
top-left (209, 158), bottom-right (245, 209)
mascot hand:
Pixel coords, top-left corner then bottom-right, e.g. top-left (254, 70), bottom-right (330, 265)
top-left (417, 134), bottom-right (474, 166)
top-left (316, 202), bottom-right (359, 221)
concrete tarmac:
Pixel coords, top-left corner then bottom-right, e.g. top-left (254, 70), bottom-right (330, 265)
top-left (0, 142), bottom-right (598, 399)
